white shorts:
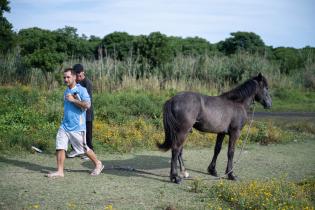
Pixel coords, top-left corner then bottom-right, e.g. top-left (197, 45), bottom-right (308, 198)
top-left (56, 128), bottom-right (90, 153)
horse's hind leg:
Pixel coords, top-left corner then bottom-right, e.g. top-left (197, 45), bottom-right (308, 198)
top-left (170, 148), bottom-right (181, 183)
top-left (208, 133), bottom-right (225, 176)
top-left (178, 147), bottom-right (189, 178)
top-left (170, 132), bottom-right (188, 183)
top-left (226, 130), bottom-right (240, 180)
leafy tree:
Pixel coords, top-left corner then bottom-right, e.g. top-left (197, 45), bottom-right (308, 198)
top-left (18, 26), bottom-right (99, 82)
top-left (22, 48), bottom-right (64, 76)
top-left (181, 37), bottom-right (214, 56)
top-left (218, 31), bottom-right (265, 55)
top-left (0, 0), bottom-right (16, 54)
top-left (299, 46), bottom-right (315, 63)
top-left (54, 26), bottom-right (79, 55)
top-left (18, 27), bottom-right (65, 85)
top-left (101, 32), bottom-right (134, 60)
top-left (145, 32), bottom-right (172, 68)
top-left (168, 36), bottom-right (215, 56)
top-left (88, 35), bottom-right (102, 59)
top-left (273, 47), bottom-right (303, 74)
top-left (18, 27), bottom-right (57, 55)
top-left (54, 26), bottom-right (97, 59)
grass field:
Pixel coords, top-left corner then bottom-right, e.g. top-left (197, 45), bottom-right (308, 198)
top-left (0, 85), bottom-right (315, 209)
top-left (0, 138), bottom-right (314, 209)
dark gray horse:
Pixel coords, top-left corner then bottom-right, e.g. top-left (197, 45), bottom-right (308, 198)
top-left (157, 73), bottom-right (272, 183)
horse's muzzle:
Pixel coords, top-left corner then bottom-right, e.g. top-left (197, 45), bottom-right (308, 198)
top-left (263, 101), bottom-right (272, 109)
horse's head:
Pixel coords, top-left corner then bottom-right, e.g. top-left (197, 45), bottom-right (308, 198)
top-left (253, 73), bottom-right (272, 109)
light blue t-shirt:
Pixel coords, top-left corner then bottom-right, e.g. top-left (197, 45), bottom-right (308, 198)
top-left (61, 84), bottom-right (91, 132)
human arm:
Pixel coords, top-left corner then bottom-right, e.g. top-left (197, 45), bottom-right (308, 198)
top-left (66, 94), bottom-right (91, 109)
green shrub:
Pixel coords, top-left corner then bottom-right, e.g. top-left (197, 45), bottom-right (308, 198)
top-left (0, 86), bottom-right (313, 153)
top-left (207, 178), bottom-right (314, 210)
top-left (94, 90), bottom-right (165, 124)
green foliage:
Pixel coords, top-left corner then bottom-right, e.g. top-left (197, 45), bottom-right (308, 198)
top-left (0, 0), bottom-right (10, 16)
top-left (208, 178), bottom-right (314, 209)
top-left (273, 47), bottom-right (303, 74)
top-left (0, 48), bottom-right (26, 84)
top-left (22, 48), bottom-right (65, 73)
top-left (276, 120), bottom-right (315, 135)
top-left (0, 86), bottom-right (314, 153)
top-left (181, 37), bottom-right (214, 56)
top-left (271, 88), bottom-right (315, 111)
top-left (18, 27), bottom-right (65, 79)
top-left (101, 31), bottom-right (134, 60)
top-left (0, 0), bottom-right (16, 54)
top-left (4, 26), bottom-right (313, 87)
top-left (94, 90), bottom-right (165, 124)
top-left (189, 177), bottom-right (206, 193)
top-left (0, 86), bottom-right (60, 153)
top-left (55, 26), bottom-right (100, 59)
top-left (218, 31), bottom-right (266, 55)
top-left (17, 26), bottom-right (101, 81)
top-left (100, 32), bottom-right (215, 75)
top-left (248, 121), bottom-right (302, 145)
top-left (145, 32), bottom-right (172, 68)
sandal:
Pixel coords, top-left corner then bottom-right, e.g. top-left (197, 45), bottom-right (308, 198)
top-left (91, 164), bottom-right (104, 176)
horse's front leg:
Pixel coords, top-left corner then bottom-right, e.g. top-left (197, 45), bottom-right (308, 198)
top-left (208, 133), bottom-right (225, 176)
top-left (178, 147), bottom-right (189, 178)
top-left (170, 148), bottom-right (181, 183)
top-left (226, 129), bottom-right (240, 180)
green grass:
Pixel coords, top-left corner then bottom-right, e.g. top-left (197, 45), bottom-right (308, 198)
top-left (268, 88), bottom-right (315, 112)
top-left (0, 86), bottom-right (314, 154)
top-left (0, 85), bottom-right (314, 209)
top-left (0, 140), bottom-right (314, 209)
top-left (207, 177), bottom-right (314, 209)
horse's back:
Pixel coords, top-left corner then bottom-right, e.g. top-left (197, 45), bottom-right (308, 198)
top-left (170, 91), bottom-right (203, 111)
top-left (166, 92), bottom-right (203, 126)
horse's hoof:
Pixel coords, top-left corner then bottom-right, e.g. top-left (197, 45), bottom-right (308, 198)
top-left (180, 171), bottom-right (190, 178)
top-left (228, 174), bottom-right (237, 181)
top-left (171, 176), bottom-right (182, 184)
top-left (208, 168), bottom-right (218, 177)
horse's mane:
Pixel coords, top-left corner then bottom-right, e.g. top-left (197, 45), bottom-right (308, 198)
top-left (220, 79), bottom-right (258, 102)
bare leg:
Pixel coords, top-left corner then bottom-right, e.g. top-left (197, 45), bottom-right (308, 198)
top-left (86, 150), bottom-right (102, 167)
top-left (46, 150), bottom-right (65, 178)
top-left (208, 133), bottom-right (225, 176)
top-left (85, 149), bottom-right (104, 175)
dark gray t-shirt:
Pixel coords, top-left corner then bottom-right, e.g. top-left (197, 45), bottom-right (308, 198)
top-left (79, 77), bottom-right (94, 121)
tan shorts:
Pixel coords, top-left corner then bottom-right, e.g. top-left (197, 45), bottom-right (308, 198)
top-left (56, 128), bottom-right (90, 153)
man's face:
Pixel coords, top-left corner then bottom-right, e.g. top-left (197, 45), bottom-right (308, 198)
top-left (76, 72), bottom-right (84, 82)
top-left (64, 71), bottom-right (76, 87)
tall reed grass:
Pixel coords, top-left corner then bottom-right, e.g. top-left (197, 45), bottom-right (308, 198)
top-left (2, 50), bottom-right (314, 92)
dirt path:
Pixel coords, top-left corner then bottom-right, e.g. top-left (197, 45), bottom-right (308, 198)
top-left (0, 139), bottom-right (314, 210)
top-left (255, 111), bottom-right (315, 118)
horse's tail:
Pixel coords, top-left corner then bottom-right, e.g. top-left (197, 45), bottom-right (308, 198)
top-left (157, 99), bottom-right (179, 151)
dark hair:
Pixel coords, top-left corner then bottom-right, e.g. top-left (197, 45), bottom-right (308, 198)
top-left (73, 64), bottom-right (84, 73)
top-left (64, 68), bottom-right (76, 75)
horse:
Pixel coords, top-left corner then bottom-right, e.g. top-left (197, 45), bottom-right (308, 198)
top-left (157, 73), bottom-right (272, 183)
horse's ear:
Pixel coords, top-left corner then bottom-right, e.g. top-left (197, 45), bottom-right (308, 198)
top-left (257, 73), bottom-right (263, 81)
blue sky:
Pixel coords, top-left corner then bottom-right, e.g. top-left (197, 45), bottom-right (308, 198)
top-left (5, 0), bottom-right (315, 48)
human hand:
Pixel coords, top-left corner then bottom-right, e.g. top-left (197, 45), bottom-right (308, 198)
top-left (66, 93), bottom-right (76, 102)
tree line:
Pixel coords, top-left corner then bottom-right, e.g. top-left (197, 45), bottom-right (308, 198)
top-left (1, 0), bottom-right (315, 86)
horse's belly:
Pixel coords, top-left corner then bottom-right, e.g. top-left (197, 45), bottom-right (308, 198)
top-left (193, 121), bottom-right (228, 133)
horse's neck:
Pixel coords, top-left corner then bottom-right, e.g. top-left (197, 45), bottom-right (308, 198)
top-left (242, 94), bottom-right (255, 110)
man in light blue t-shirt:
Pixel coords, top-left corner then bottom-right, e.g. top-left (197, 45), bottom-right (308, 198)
top-left (46, 68), bottom-right (104, 178)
